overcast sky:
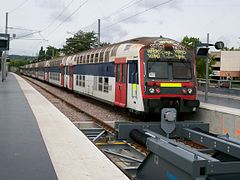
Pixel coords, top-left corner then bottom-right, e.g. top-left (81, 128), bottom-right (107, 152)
top-left (1, 0), bottom-right (239, 56)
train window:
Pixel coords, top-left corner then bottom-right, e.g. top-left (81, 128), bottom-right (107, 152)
top-left (86, 54), bottom-right (90, 63)
top-left (82, 75), bottom-right (85, 87)
top-left (172, 62), bottom-right (192, 79)
top-left (104, 78), bottom-right (109, 93)
top-left (95, 53), bottom-right (99, 63)
top-left (147, 61), bottom-right (168, 79)
top-left (98, 77), bottom-right (103, 91)
top-left (65, 66), bottom-right (69, 75)
top-left (122, 64), bottom-right (127, 83)
top-left (104, 48), bottom-right (110, 62)
top-left (76, 75), bottom-right (79, 86)
top-left (129, 61), bottom-right (138, 84)
top-left (82, 54), bottom-right (86, 63)
top-left (124, 44), bottom-right (131, 52)
top-left (90, 53), bottom-right (94, 63)
top-left (80, 56), bottom-right (82, 63)
top-left (116, 64), bottom-right (120, 82)
top-left (79, 75), bottom-right (82, 86)
top-left (99, 51), bottom-right (104, 62)
top-left (110, 45), bottom-right (119, 57)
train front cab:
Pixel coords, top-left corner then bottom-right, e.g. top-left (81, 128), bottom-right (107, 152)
top-left (140, 39), bottom-right (200, 114)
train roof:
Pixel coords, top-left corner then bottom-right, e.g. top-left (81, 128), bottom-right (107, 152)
top-left (118, 37), bottom-right (162, 45)
top-left (112, 36), bottom-right (185, 46)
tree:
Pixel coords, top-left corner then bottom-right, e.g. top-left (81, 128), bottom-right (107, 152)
top-left (45, 46), bottom-right (60, 60)
top-left (37, 46), bottom-right (60, 61)
top-left (181, 36), bottom-right (215, 79)
top-left (38, 46), bottom-right (46, 61)
top-left (181, 36), bottom-right (201, 50)
top-left (62, 31), bottom-right (105, 55)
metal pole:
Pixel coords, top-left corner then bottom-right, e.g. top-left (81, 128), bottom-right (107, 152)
top-left (1, 51), bottom-right (3, 81)
top-left (205, 33), bottom-right (209, 102)
top-left (98, 19), bottom-right (100, 46)
top-left (2, 12), bottom-right (8, 81)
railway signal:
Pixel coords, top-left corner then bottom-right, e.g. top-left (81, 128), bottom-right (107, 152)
top-left (0, 33), bottom-right (10, 51)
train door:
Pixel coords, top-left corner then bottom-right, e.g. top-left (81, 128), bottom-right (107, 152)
top-left (45, 67), bottom-right (49, 82)
top-left (64, 66), bottom-right (68, 88)
top-left (68, 65), bottom-right (73, 90)
top-left (114, 58), bottom-right (127, 107)
top-left (60, 64), bottom-right (64, 87)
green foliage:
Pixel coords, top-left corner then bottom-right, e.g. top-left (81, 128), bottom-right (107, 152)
top-left (99, 42), bottom-right (111, 47)
top-left (45, 46), bottom-right (60, 60)
top-left (181, 36), bottom-right (201, 50)
top-left (62, 31), bottom-right (104, 55)
top-left (36, 31), bottom-right (110, 59)
top-left (181, 36), bottom-right (215, 79)
top-left (8, 55), bottom-right (35, 61)
top-left (38, 46), bottom-right (45, 61)
top-left (9, 59), bottom-right (30, 68)
top-left (38, 46), bottom-right (60, 61)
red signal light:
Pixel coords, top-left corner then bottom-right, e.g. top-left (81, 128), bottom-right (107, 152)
top-left (156, 88), bottom-right (161, 93)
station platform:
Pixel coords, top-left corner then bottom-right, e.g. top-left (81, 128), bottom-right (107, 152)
top-left (0, 73), bottom-right (128, 180)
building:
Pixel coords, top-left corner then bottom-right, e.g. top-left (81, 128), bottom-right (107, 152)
top-left (210, 51), bottom-right (240, 80)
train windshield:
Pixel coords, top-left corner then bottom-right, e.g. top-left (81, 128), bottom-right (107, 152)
top-left (172, 62), bottom-right (192, 79)
top-left (147, 61), bottom-right (192, 80)
top-left (148, 62), bottom-right (168, 79)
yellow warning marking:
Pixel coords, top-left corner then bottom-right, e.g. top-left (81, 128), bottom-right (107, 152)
top-left (96, 142), bottom-right (126, 146)
top-left (160, 83), bottom-right (182, 87)
top-left (111, 142), bottom-right (127, 145)
top-left (133, 83), bottom-right (137, 91)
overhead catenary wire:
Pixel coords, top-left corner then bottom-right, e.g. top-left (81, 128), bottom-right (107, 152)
top-left (14, 31), bottom-right (41, 39)
top-left (30, 0), bottom-right (89, 53)
top-left (9, 0), bottom-right (30, 13)
top-left (41, 0), bottom-right (75, 32)
top-left (78, 0), bottom-right (144, 33)
top-left (102, 0), bottom-right (175, 30)
top-left (9, 0), bottom-right (75, 40)
top-left (8, 27), bottom-right (39, 32)
top-left (102, 0), bottom-right (144, 21)
top-left (46, 0), bottom-right (89, 38)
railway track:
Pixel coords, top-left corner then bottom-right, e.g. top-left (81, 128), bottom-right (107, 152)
top-left (22, 75), bottom-right (147, 179)
top-left (21, 75), bottom-right (240, 179)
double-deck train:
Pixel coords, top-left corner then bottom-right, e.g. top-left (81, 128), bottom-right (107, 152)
top-left (21, 37), bottom-right (199, 114)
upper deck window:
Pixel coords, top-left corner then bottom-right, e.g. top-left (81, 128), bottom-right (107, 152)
top-left (90, 53), bottom-right (94, 63)
top-left (104, 48), bottom-right (110, 62)
top-left (99, 50), bottom-right (104, 62)
top-left (110, 45), bottom-right (119, 57)
top-left (95, 53), bottom-right (99, 63)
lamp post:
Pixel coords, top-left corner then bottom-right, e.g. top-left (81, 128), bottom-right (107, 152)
top-left (196, 35), bottom-right (224, 102)
top-left (205, 33), bottom-right (210, 102)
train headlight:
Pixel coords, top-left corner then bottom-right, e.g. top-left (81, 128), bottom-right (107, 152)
top-left (187, 88), bottom-right (193, 94)
top-left (149, 88), bottom-right (155, 94)
top-left (155, 88), bottom-right (161, 94)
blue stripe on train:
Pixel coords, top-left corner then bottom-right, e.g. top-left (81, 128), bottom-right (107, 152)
top-left (73, 62), bottom-right (115, 77)
top-left (48, 66), bottom-right (61, 73)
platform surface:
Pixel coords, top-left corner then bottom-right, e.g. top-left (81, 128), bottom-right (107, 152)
top-left (0, 73), bottom-right (57, 180)
top-left (0, 73), bottom-right (128, 180)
